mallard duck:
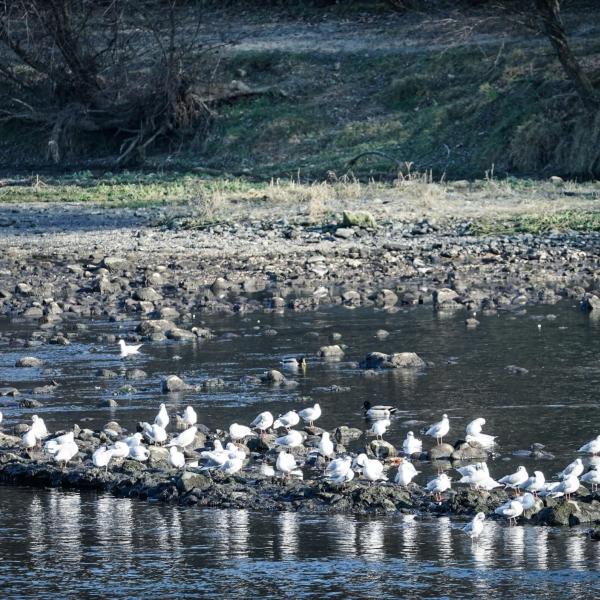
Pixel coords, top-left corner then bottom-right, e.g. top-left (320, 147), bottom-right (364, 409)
top-left (363, 401), bottom-right (397, 420)
top-left (280, 356), bottom-right (307, 371)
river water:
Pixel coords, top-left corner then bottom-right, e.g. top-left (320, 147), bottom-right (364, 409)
top-left (1, 303), bottom-right (599, 597)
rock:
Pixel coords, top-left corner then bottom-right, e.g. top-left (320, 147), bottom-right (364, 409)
top-left (451, 440), bottom-right (488, 461)
top-left (104, 421), bottom-right (122, 434)
top-left (341, 290), bottom-right (361, 306)
top-left (15, 357), bottom-right (44, 368)
top-left (148, 446), bottom-right (169, 467)
top-left (93, 276), bottom-right (120, 294)
top-left (259, 370), bottom-right (286, 384)
top-left (102, 256), bottom-right (128, 271)
top-left (581, 295), bottom-right (600, 312)
top-left (126, 368), bottom-right (148, 380)
top-left (161, 375), bottom-right (192, 393)
top-left (368, 440), bottom-right (397, 459)
top-left (318, 345), bottom-right (345, 358)
top-left (373, 289), bottom-right (398, 308)
top-left (506, 365), bottom-right (529, 375)
top-left (0, 387), bottom-right (19, 397)
top-left (359, 352), bottom-right (426, 369)
top-left (23, 306), bottom-right (44, 318)
top-left (177, 471), bottom-right (212, 494)
top-left (333, 426), bottom-right (363, 444)
top-left (375, 329), bottom-right (389, 339)
top-left (334, 228), bottom-right (354, 239)
top-left (199, 378), bottom-right (225, 391)
top-left (433, 288), bottom-right (460, 309)
top-left (96, 368), bottom-right (118, 379)
top-left (549, 175), bottom-right (564, 185)
top-left (137, 319), bottom-right (177, 336)
top-left (342, 210), bottom-right (376, 229)
top-left (166, 328), bottom-right (196, 341)
top-left (428, 443), bottom-right (455, 460)
top-left (18, 398), bottom-right (43, 409)
top-left (133, 287), bottom-right (162, 302)
top-left (465, 318), bottom-right (480, 328)
top-left (97, 399), bottom-right (119, 408)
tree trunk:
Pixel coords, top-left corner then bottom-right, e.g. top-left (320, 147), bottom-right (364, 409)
top-left (534, 0), bottom-right (599, 111)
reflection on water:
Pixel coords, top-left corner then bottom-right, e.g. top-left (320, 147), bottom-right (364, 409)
top-left (1, 486), bottom-right (598, 597)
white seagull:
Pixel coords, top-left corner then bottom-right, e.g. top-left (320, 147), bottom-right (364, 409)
top-left (276, 451), bottom-right (297, 478)
top-left (31, 415), bottom-right (48, 441)
top-left (516, 492), bottom-right (537, 511)
top-left (21, 429), bottom-right (37, 453)
top-left (119, 339), bottom-right (142, 357)
top-left (558, 458), bottom-right (584, 480)
top-left (403, 431), bottom-right (423, 456)
top-left (182, 406), bottom-right (197, 427)
top-left (110, 441), bottom-right (130, 459)
top-left (250, 411), bottom-right (274, 435)
top-left (130, 446), bottom-right (149, 462)
top-left (229, 423), bottom-right (256, 441)
top-left (521, 470), bottom-right (546, 495)
top-left (425, 414), bottom-right (449, 445)
top-left (463, 512), bottom-right (486, 539)
top-left (274, 430), bottom-right (304, 448)
top-left (168, 446), bottom-right (186, 470)
top-left (53, 440), bottom-right (79, 468)
top-left (465, 417), bottom-right (496, 448)
top-left (324, 456), bottom-right (354, 484)
top-left (168, 426), bottom-right (197, 449)
top-left (499, 466), bottom-right (528, 490)
top-left (298, 403), bottom-right (321, 427)
top-left (93, 446), bottom-right (114, 472)
top-left (395, 460), bottom-right (420, 486)
top-left (318, 432), bottom-right (334, 459)
top-left (219, 456), bottom-right (244, 475)
top-left (154, 403), bottom-right (170, 430)
top-left (549, 474), bottom-right (580, 499)
top-left (426, 473), bottom-right (452, 501)
top-left (273, 411), bottom-right (300, 431)
top-left (578, 435), bottom-right (600, 456)
top-left (144, 423), bottom-right (167, 445)
top-left (370, 419), bottom-right (390, 440)
top-left (581, 468), bottom-right (600, 492)
top-left (495, 499), bottom-right (523, 525)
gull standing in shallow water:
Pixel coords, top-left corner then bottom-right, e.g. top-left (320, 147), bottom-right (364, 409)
top-left (119, 339), bottom-right (142, 357)
top-left (463, 512), bottom-right (486, 539)
top-left (425, 414), bottom-right (449, 445)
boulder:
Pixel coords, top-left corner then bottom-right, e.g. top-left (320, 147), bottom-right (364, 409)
top-left (15, 357), bottom-right (44, 368)
top-left (359, 352), bottom-right (426, 369)
top-left (132, 287), bottom-right (162, 302)
top-left (160, 375), bottom-right (192, 393)
top-left (342, 210), bottom-right (376, 229)
top-left (373, 289), bottom-right (398, 308)
top-left (333, 426), bottom-right (363, 444)
top-left (451, 440), bottom-right (488, 461)
top-left (581, 295), bottom-right (600, 312)
top-left (428, 443), bottom-right (455, 460)
top-left (433, 288), bottom-right (460, 308)
top-left (368, 440), bottom-right (397, 459)
top-left (259, 370), bottom-right (286, 385)
top-left (318, 345), bottom-right (345, 359)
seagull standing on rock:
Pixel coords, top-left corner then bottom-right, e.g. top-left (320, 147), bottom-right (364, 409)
top-left (21, 429), bottom-right (37, 453)
top-left (558, 458), bottom-right (584, 480)
top-left (110, 441), bottom-right (130, 459)
top-left (168, 446), bottom-right (186, 470)
top-left (425, 414), bottom-right (449, 445)
top-left (274, 430), bottom-right (304, 448)
top-left (495, 499), bottom-right (523, 525)
top-left (581, 467), bottom-right (600, 492)
top-left (370, 419), bottom-right (390, 441)
top-left (53, 440), bottom-right (79, 469)
top-left (229, 423), bottom-right (256, 441)
top-left (119, 339), bottom-right (142, 358)
top-left (276, 451), bottom-right (297, 479)
top-left (298, 403), bottom-right (321, 428)
top-left (154, 404), bottom-right (169, 430)
top-left (395, 459), bottom-right (420, 486)
top-left (251, 411), bottom-right (274, 435)
top-left (426, 473), bottom-right (452, 501)
top-left (31, 415), bottom-right (48, 442)
top-left (403, 431), bottom-right (422, 456)
top-left (168, 426), bottom-right (197, 449)
top-left (499, 466), bottom-right (528, 491)
top-left (93, 446), bottom-right (114, 472)
top-left (182, 406), bottom-right (197, 427)
top-left (521, 470), bottom-right (546, 495)
top-left (578, 435), bottom-right (600, 456)
top-left (465, 417), bottom-right (496, 449)
top-left (273, 411), bottom-right (300, 431)
top-left (324, 456), bottom-right (354, 484)
top-left (319, 432), bottom-right (334, 459)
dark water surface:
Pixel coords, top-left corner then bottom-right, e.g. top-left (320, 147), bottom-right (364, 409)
top-left (1, 303), bottom-right (599, 597)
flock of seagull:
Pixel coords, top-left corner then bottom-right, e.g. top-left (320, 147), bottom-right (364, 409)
top-left (2, 340), bottom-right (600, 539)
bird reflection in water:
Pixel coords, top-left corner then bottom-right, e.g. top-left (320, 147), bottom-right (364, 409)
top-left (228, 510), bottom-right (250, 558)
top-left (357, 520), bottom-right (385, 561)
top-left (565, 533), bottom-right (586, 571)
top-left (527, 526), bottom-right (548, 570)
top-left (435, 517), bottom-right (453, 564)
top-left (329, 515), bottom-right (357, 558)
top-left (47, 491), bottom-right (82, 564)
top-left (27, 495), bottom-right (47, 557)
top-left (399, 514), bottom-right (418, 560)
top-left (277, 512), bottom-right (299, 559)
top-left (503, 524), bottom-right (525, 567)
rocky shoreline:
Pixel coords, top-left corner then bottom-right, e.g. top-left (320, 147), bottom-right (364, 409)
top-left (0, 203), bottom-right (599, 331)
top-left (1, 429), bottom-right (599, 528)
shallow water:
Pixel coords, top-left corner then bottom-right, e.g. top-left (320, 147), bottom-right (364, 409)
top-left (1, 303), bottom-right (600, 597)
